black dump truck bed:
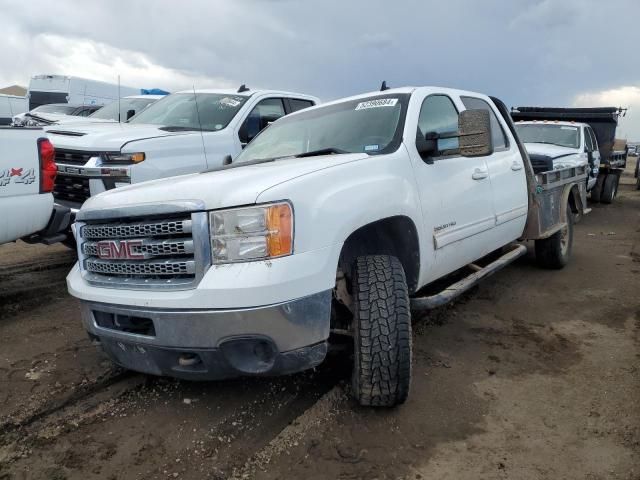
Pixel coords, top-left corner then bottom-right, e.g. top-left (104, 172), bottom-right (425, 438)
top-left (511, 107), bottom-right (624, 165)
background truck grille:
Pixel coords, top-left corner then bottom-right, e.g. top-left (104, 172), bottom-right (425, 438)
top-left (528, 154), bottom-right (554, 174)
top-left (79, 213), bottom-right (207, 289)
top-left (54, 174), bottom-right (91, 204)
top-left (55, 149), bottom-right (100, 166)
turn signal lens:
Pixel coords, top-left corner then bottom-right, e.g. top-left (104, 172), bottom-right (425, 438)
top-left (266, 203), bottom-right (293, 257)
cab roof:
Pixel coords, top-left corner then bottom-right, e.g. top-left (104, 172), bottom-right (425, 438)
top-left (516, 120), bottom-right (588, 128)
top-left (174, 88), bottom-right (318, 101)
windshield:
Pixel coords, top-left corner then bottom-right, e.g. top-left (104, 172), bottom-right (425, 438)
top-left (128, 93), bottom-right (249, 131)
top-left (90, 97), bottom-right (158, 121)
top-left (235, 94), bottom-right (409, 163)
top-left (31, 104), bottom-right (77, 115)
top-left (516, 124), bottom-right (580, 149)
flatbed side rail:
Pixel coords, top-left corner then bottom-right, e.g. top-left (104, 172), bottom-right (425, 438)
top-left (523, 164), bottom-right (588, 241)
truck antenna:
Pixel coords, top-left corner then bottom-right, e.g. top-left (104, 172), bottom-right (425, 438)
top-left (237, 84), bottom-right (250, 93)
top-left (118, 75), bottom-right (121, 123)
top-left (192, 86), bottom-right (209, 166)
top-left (380, 81), bottom-right (390, 91)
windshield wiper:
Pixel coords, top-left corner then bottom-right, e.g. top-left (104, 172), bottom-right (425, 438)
top-left (527, 141), bottom-right (567, 147)
top-left (295, 147), bottom-right (349, 158)
top-left (158, 126), bottom-right (203, 132)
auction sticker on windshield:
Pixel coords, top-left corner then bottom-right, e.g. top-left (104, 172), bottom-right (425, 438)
top-left (355, 98), bottom-right (398, 110)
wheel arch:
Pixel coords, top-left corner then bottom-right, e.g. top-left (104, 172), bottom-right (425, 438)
top-left (338, 215), bottom-right (420, 294)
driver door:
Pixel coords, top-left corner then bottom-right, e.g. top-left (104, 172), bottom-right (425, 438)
top-left (407, 94), bottom-right (496, 282)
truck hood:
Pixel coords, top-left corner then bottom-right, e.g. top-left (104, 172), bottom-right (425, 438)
top-left (45, 123), bottom-right (195, 151)
top-left (81, 153), bottom-right (370, 212)
top-left (523, 143), bottom-right (579, 159)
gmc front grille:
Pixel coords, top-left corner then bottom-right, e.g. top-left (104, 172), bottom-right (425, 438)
top-left (77, 212), bottom-right (210, 290)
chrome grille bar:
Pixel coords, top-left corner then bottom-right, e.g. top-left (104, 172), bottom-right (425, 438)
top-left (82, 239), bottom-right (195, 258)
top-left (82, 219), bottom-right (192, 239)
top-left (85, 258), bottom-right (196, 276)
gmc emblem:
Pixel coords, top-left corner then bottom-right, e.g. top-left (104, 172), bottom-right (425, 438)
top-left (96, 240), bottom-right (144, 260)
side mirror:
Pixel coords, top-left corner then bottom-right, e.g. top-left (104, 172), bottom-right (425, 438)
top-left (417, 131), bottom-right (439, 160)
top-left (126, 109), bottom-right (136, 121)
top-left (458, 109), bottom-right (493, 157)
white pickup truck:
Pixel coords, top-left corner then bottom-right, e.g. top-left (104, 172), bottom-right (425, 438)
top-left (0, 128), bottom-right (70, 245)
top-left (67, 86), bottom-right (589, 407)
top-left (514, 120), bottom-right (600, 191)
top-left (46, 87), bottom-right (319, 217)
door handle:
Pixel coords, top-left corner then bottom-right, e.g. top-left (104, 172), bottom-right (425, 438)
top-left (472, 168), bottom-right (488, 180)
top-left (511, 161), bottom-right (523, 171)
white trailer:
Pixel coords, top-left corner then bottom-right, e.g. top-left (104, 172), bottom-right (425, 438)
top-left (27, 75), bottom-right (140, 111)
top-left (0, 94), bottom-right (27, 125)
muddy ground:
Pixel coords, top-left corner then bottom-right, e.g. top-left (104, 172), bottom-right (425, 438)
top-left (0, 164), bottom-right (638, 480)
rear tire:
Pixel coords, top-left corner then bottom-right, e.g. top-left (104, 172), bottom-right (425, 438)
top-left (636, 175), bottom-right (640, 191)
top-left (535, 204), bottom-right (573, 269)
top-left (351, 255), bottom-right (411, 407)
top-left (600, 174), bottom-right (618, 204)
top-left (590, 174), bottom-right (605, 203)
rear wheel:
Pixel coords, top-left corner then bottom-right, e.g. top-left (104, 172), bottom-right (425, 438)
top-left (351, 255), bottom-right (411, 407)
top-left (636, 174), bottom-right (640, 191)
top-left (590, 174), bottom-right (606, 203)
top-left (535, 204), bottom-right (573, 269)
top-left (600, 174), bottom-right (618, 204)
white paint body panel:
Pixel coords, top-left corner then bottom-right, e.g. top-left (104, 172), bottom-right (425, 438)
top-left (68, 87), bottom-right (530, 309)
top-left (0, 128), bottom-right (53, 244)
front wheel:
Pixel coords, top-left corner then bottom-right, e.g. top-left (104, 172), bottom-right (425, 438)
top-left (535, 204), bottom-right (573, 269)
top-left (351, 255), bottom-right (411, 407)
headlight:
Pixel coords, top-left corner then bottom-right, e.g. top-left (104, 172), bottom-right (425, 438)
top-left (104, 152), bottom-right (145, 164)
top-left (209, 202), bottom-right (293, 264)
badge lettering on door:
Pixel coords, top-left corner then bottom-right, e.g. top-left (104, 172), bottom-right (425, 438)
top-left (434, 221), bottom-right (457, 232)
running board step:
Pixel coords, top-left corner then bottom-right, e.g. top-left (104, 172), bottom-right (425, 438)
top-left (410, 244), bottom-right (527, 310)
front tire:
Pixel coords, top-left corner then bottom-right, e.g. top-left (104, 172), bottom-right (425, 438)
top-left (535, 204), bottom-right (573, 269)
top-left (600, 174), bottom-right (618, 204)
top-left (352, 255), bottom-right (411, 407)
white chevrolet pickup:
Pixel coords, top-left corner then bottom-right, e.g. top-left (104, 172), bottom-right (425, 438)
top-left (46, 87), bottom-right (319, 216)
top-left (515, 120), bottom-right (600, 191)
top-left (0, 128), bottom-right (69, 245)
top-left (67, 86), bottom-right (589, 407)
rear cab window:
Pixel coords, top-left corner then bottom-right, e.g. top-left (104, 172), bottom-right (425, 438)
top-left (288, 98), bottom-right (315, 113)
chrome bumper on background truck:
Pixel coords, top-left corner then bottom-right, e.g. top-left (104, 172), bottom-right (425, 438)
top-left (80, 291), bottom-right (331, 380)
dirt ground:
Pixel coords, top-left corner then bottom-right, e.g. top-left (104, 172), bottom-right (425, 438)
top-left (0, 164), bottom-right (638, 480)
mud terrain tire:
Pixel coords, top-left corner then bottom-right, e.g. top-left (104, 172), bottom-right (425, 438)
top-left (352, 255), bottom-right (411, 407)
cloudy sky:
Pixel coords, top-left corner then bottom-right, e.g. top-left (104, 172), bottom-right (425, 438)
top-left (1, 0), bottom-right (639, 137)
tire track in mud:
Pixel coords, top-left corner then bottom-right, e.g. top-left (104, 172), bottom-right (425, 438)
top-left (1, 351), bottom-right (350, 479)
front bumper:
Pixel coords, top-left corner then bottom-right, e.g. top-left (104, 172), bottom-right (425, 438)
top-left (80, 290), bottom-right (331, 380)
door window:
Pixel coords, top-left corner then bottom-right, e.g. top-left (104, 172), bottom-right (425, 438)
top-left (584, 127), bottom-right (594, 151)
top-left (239, 98), bottom-right (286, 144)
top-left (587, 127), bottom-right (598, 151)
top-left (416, 95), bottom-right (459, 154)
top-left (461, 96), bottom-right (508, 150)
top-left (289, 98), bottom-right (315, 113)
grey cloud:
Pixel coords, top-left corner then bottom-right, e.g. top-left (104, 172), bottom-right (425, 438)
top-left (1, 0), bottom-right (639, 136)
